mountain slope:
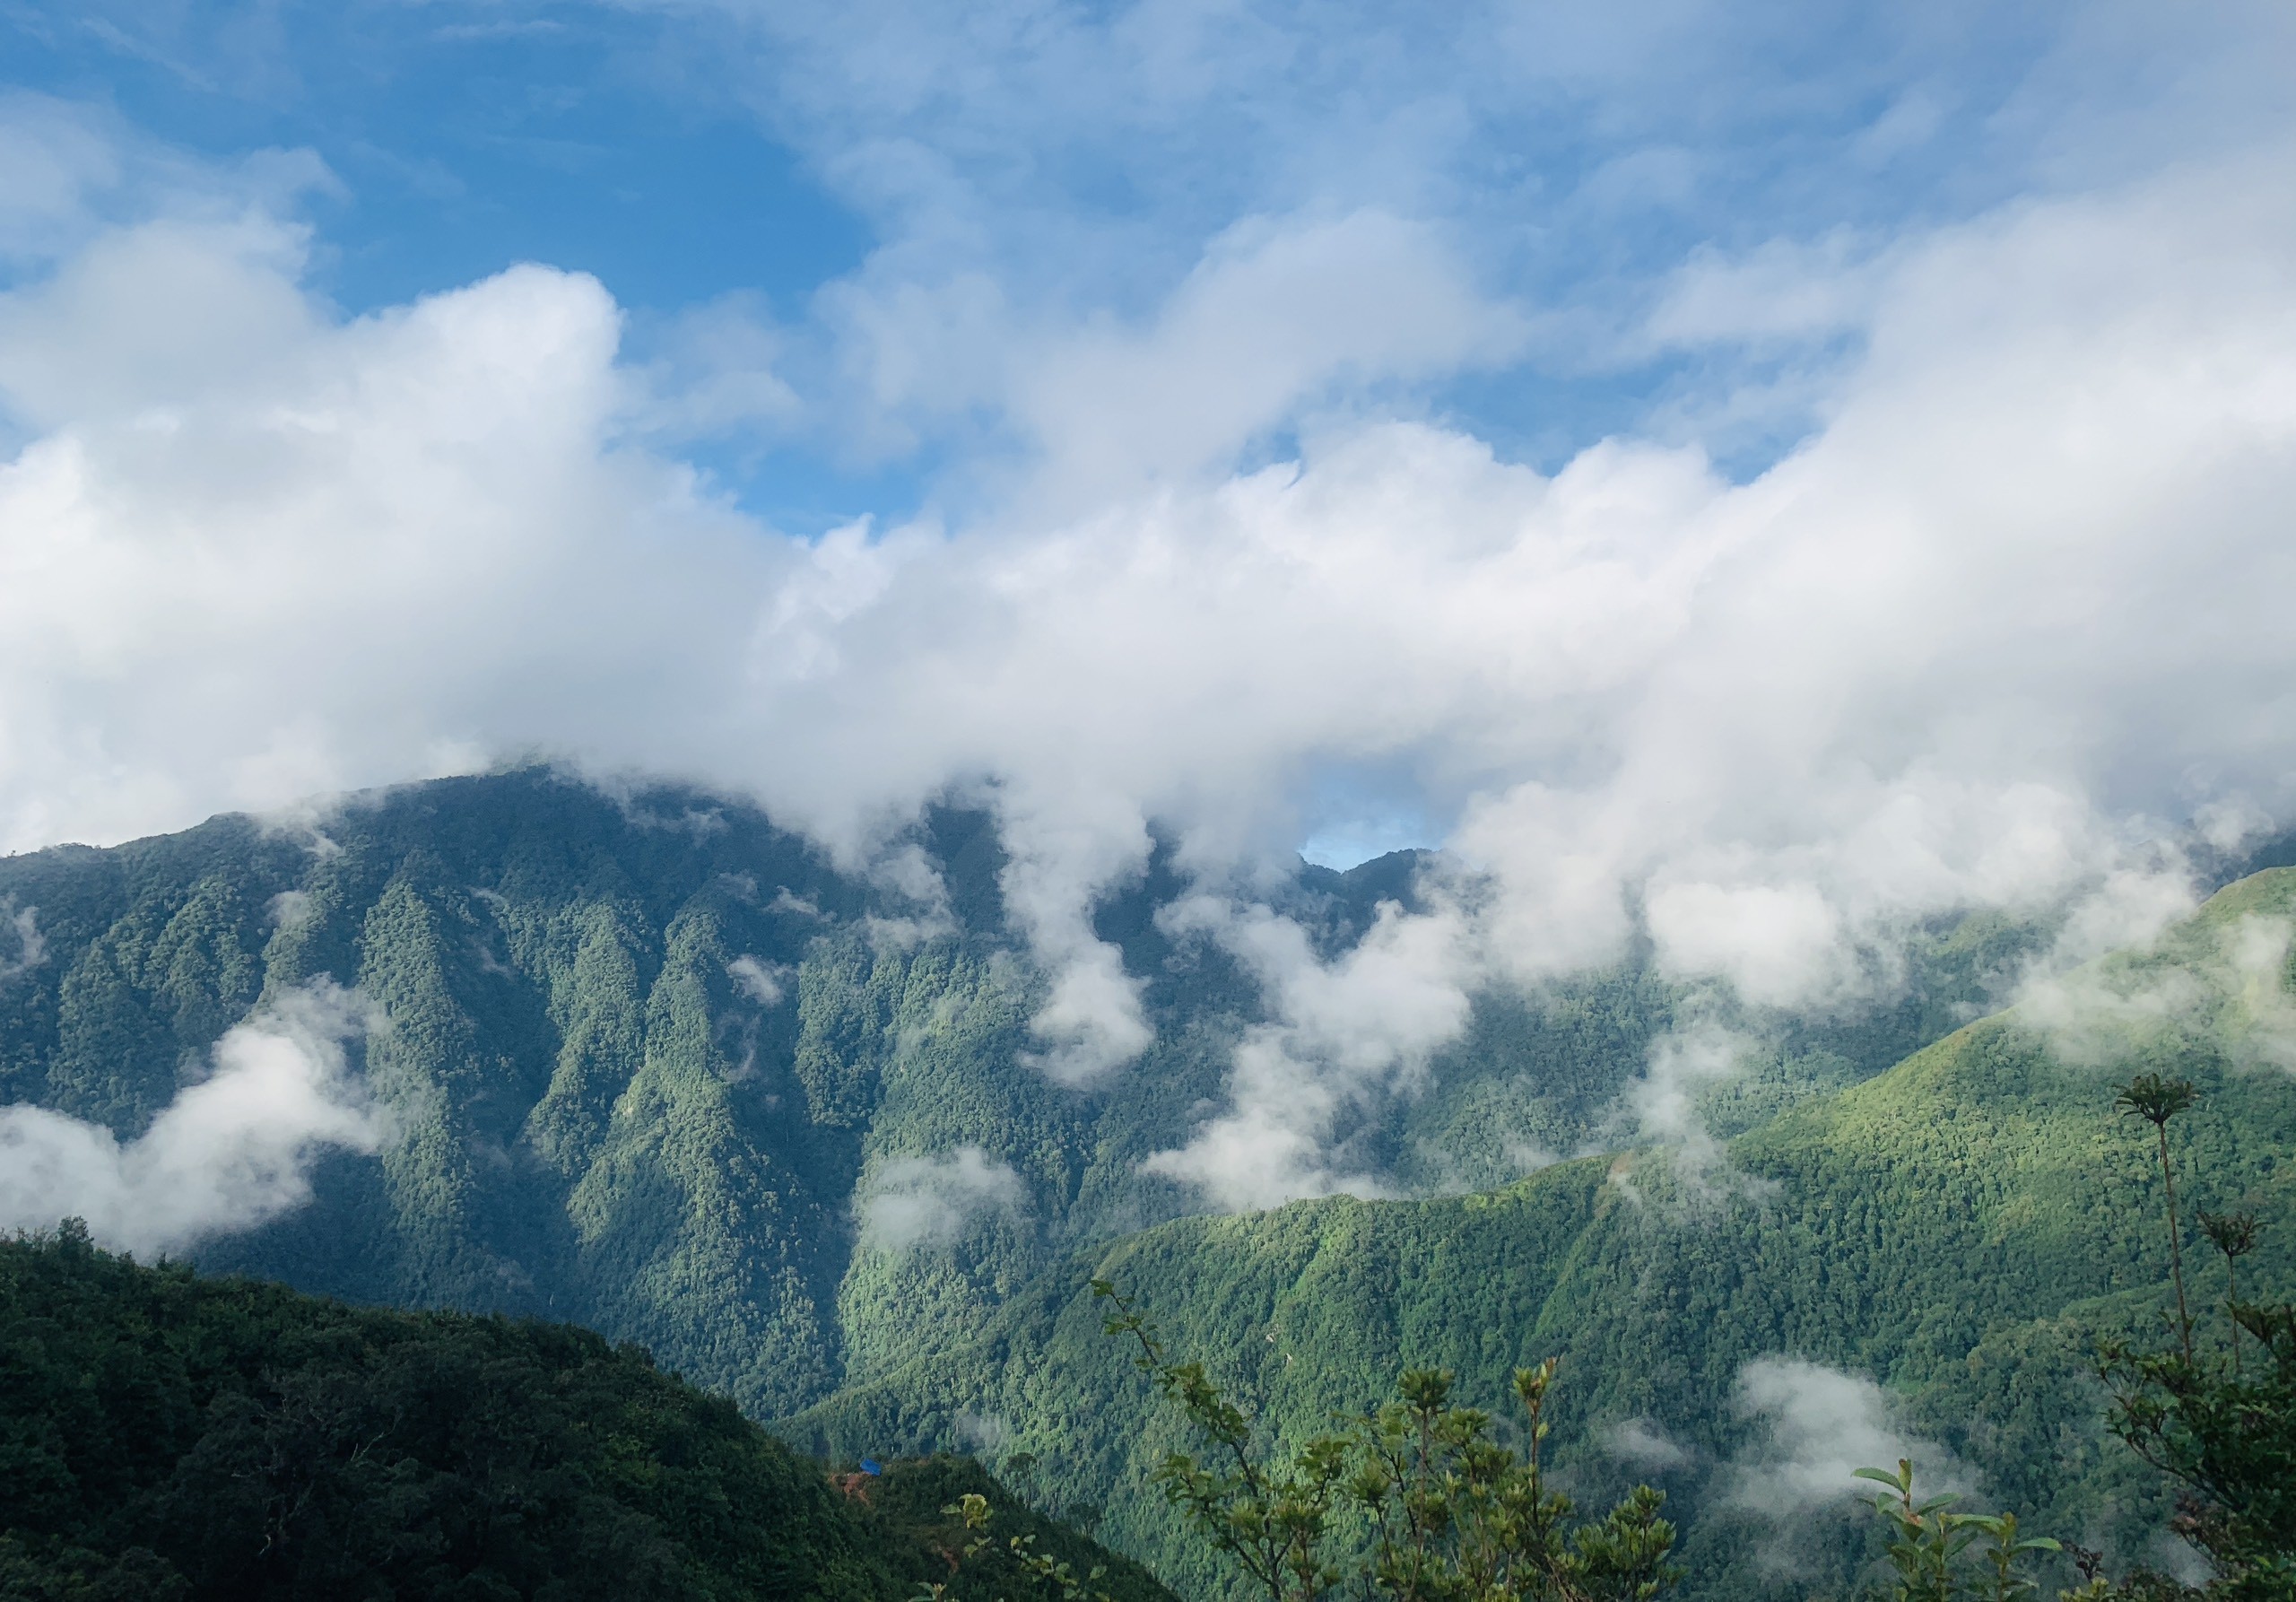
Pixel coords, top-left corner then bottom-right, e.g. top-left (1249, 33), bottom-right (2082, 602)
top-left (0, 769), bottom-right (2021, 1420)
top-left (2, 770), bottom-right (885, 1415)
top-left (785, 870), bottom-right (2296, 1600)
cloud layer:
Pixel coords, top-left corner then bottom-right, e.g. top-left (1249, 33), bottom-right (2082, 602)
top-left (0, 981), bottom-right (384, 1256)
top-left (4, 12), bottom-right (2296, 1206)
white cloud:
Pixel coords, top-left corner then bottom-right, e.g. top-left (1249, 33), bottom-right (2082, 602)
top-left (1009, 209), bottom-right (1522, 509)
top-left (0, 898), bottom-right (44, 981)
top-left (0, 980), bottom-right (385, 1256)
top-left (1607, 1417), bottom-right (1696, 1473)
top-left (1144, 892), bottom-right (1475, 1207)
top-left (624, 292), bottom-right (802, 444)
top-left (2223, 915), bottom-right (2296, 1071)
top-left (1648, 231), bottom-right (1892, 352)
top-left (1625, 1024), bottom-right (1744, 1163)
top-left (604, 0), bottom-right (2296, 497)
top-left (857, 1145), bottom-right (1028, 1250)
top-left (1647, 884), bottom-right (1848, 1011)
top-left (1022, 937), bottom-right (1153, 1084)
top-left (726, 953), bottom-right (791, 1007)
top-left (2016, 912), bottom-right (2296, 1072)
top-left (4, 78), bottom-right (2296, 1204)
top-left (955, 1409), bottom-right (1011, 1455)
top-left (0, 205), bottom-right (776, 854)
top-left (0, 93), bottom-right (122, 265)
top-left (266, 888), bottom-right (315, 929)
top-left (1722, 1356), bottom-right (1968, 1520)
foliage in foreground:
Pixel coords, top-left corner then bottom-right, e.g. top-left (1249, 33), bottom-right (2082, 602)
top-left (1091, 1279), bottom-right (1683, 1602)
top-left (1848, 1073), bottom-right (2296, 1602)
top-left (2087, 1075), bottom-right (2296, 1602)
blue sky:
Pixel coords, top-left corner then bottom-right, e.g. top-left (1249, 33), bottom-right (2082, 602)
top-left (13, 0), bottom-right (2271, 532)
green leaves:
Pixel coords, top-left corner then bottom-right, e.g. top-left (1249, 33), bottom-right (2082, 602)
top-left (2114, 1075), bottom-right (2200, 1130)
top-left (2198, 1212), bottom-right (2260, 1262)
top-left (1854, 1458), bottom-right (2064, 1602)
top-left (2099, 1302), bottom-right (2296, 1597)
top-left (1094, 1279), bottom-right (1681, 1602)
top-left (2094, 1072), bottom-right (2296, 1598)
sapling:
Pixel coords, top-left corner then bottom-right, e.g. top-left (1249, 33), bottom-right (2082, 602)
top-left (2197, 1211), bottom-right (2259, 1377)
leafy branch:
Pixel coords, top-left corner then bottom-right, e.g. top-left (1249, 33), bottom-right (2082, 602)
top-left (1091, 1277), bottom-right (1681, 1602)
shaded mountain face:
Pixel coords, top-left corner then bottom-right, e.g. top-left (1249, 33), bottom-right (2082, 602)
top-left (0, 773), bottom-right (865, 1413)
top-left (0, 770), bottom-right (2039, 1424)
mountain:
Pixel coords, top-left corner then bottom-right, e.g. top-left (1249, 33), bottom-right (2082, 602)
top-left (0, 767), bottom-right (2022, 1422)
top-left (7, 769), bottom-right (2285, 1598)
top-left (0, 1225), bottom-right (1172, 1601)
top-left (785, 870), bottom-right (2296, 1600)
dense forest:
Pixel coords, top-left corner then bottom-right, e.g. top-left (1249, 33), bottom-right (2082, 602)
top-left (0, 1226), bottom-right (1170, 1601)
top-left (791, 872), bottom-right (2296, 1598)
top-left (1, 770), bottom-right (2292, 1598)
top-left (0, 768), bottom-right (2037, 1420)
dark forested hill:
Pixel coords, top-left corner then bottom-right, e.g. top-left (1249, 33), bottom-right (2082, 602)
top-left (0, 1227), bottom-right (1174, 1602)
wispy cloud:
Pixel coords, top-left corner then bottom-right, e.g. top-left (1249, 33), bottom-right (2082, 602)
top-left (0, 897), bottom-right (44, 981)
top-left (2017, 911), bottom-right (2296, 1072)
top-left (0, 980), bottom-right (386, 1255)
top-left (857, 1145), bottom-right (1028, 1250)
top-left (1722, 1356), bottom-right (1968, 1520)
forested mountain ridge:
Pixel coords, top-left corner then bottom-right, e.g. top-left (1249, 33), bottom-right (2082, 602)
top-left (0, 768), bottom-right (2027, 1421)
top-left (7, 771), bottom-right (2290, 1600)
top-left (786, 869), bottom-right (2296, 1601)
top-left (2, 769), bottom-right (886, 1415)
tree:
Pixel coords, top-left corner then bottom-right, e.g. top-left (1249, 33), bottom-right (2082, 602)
top-left (1853, 1458), bottom-right (2060, 1602)
top-left (1859, 1076), bottom-right (2294, 1602)
top-left (1093, 1279), bottom-right (1682, 1602)
top-left (2114, 1074), bottom-right (2200, 1364)
top-left (2097, 1075), bottom-right (2295, 1600)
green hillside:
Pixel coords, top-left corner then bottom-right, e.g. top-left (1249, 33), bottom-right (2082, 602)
top-left (0, 1225), bottom-right (1174, 1602)
top-left (10, 771), bottom-right (2288, 1598)
top-left (0, 769), bottom-right (2023, 1422)
top-left (786, 872), bottom-right (2296, 1601)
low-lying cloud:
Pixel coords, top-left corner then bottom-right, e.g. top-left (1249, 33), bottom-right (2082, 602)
top-left (0, 896), bottom-right (42, 982)
top-left (1606, 1417), bottom-right (1697, 1474)
top-left (2017, 912), bottom-right (2296, 1073)
top-left (0, 981), bottom-right (386, 1256)
top-left (726, 953), bottom-right (791, 1008)
top-left (857, 1145), bottom-right (1028, 1251)
top-left (1722, 1356), bottom-right (1968, 1520)
top-left (1143, 893), bottom-right (1475, 1209)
